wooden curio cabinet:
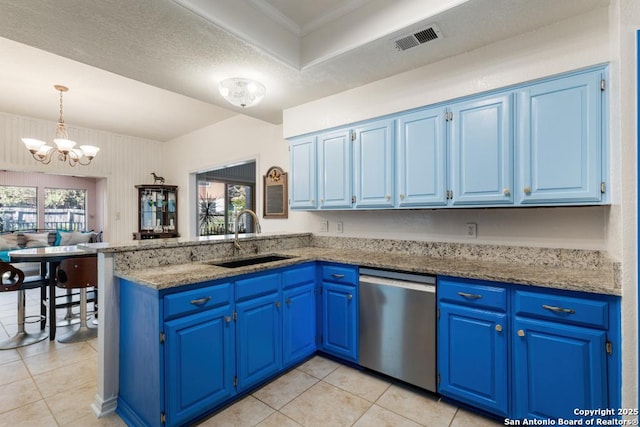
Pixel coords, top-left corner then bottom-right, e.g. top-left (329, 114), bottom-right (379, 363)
top-left (133, 185), bottom-right (179, 240)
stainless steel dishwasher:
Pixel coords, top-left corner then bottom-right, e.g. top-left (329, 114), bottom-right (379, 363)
top-left (358, 267), bottom-right (437, 392)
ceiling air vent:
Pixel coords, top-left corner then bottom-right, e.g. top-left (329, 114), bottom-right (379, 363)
top-left (394, 25), bottom-right (442, 52)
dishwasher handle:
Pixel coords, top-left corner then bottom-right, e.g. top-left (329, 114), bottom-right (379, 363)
top-left (359, 275), bottom-right (436, 292)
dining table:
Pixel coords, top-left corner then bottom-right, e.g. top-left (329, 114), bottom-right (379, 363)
top-left (9, 245), bottom-right (96, 341)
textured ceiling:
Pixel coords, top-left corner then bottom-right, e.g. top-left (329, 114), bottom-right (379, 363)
top-left (0, 0), bottom-right (608, 142)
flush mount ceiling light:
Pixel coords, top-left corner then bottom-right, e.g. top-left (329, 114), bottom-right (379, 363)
top-left (22, 85), bottom-right (99, 167)
top-left (218, 78), bottom-right (266, 108)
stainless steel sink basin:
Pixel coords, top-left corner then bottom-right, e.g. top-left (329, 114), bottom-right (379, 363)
top-left (208, 254), bottom-right (295, 268)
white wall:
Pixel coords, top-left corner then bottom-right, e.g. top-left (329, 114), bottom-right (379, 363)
top-left (0, 112), bottom-right (162, 243)
top-left (162, 115), bottom-right (304, 239)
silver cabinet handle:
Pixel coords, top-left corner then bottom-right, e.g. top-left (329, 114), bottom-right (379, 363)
top-left (399, 194), bottom-right (405, 200)
top-left (190, 296), bottom-right (211, 306)
top-left (518, 329), bottom-right (525, 337)
top-left (503, 188), bottom-right (510, 196)
top-left (385, 195), bottom-right (391, 201)
top-left (542, 304), bottom-right (576, 314)
top-left (275, 301), bottom-right (281, 308)
top-left (331, 273), bottom-right (345, 279)
top-left (347, 294), bottom-right (353, 300)
top-left (224, 316), bottom-right (231, 323)
top-left (457, 291), bottom-right (482, 300)
top-left (495, 324), bottom-right (503, 332)
top-left (524, 186), bottom-right (531, 195)
top-left (285, 299), bottom-right (291, 306)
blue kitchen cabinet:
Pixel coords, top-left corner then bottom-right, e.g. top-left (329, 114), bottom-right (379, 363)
top-left (353, 119), bottom-right (395, 208)
top-left (438, 277), bottom-right (509, 417)
top-left (164, 303), bottom-right (235, 426)
top-left (289, 136), bottom-right (317, 209)
top-left (235, 273), bottom-right (282, 391)
top-left (117, 278), bottom-right (235, 427)
top-left (517, 69), bottom-right (604, 204)
top-left (317, 128), bottom-right (353, 209)
top-left (319, 264), bottom-right (358, 362)
top-left (448, 93), bottom-right (514, 205)
top-left (282, 264), bottom-right (317, 366)
top-left (512, 289), bottom-right (614, 420)
top-left (396, 107), bottom-right (447, 207)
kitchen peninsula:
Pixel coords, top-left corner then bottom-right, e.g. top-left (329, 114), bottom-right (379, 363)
top-left (87, 232), bottom-right (621, 426)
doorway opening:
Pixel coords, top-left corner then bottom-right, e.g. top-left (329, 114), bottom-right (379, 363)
top-left (196, 161), bottom-right (256, 236)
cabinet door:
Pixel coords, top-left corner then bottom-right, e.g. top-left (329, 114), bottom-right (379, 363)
top-left (283, 282), bottom-right (316, 366)
top-left (518, 70), bottom-right (603, 204)
top-left (317, 128), bottom-right (353, 209)
top-left (438, 302), bottom-right (508, 417)
top-left (353, 119), bottom-right (395, 208)
top-left (513, 317), bottom-right (608, 420)
top-left (396, 107), bottom-right (447, 207)
top-left (449, 94), bottom-right (514, 205)
top-left (289, 136), bottom-right (317, 209)
top-left (236, 292), bottom-right (282, 390)
top-left (321, 282), bottom-right (357, 361)
top-left (164, 306), bottom-right (235, 426)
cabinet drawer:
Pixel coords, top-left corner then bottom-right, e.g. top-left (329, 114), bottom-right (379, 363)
top-left (283, 264), bottom-right (316, 289)
top-left (235, 272), bottom-right (281, 301)
top-left (164, 282), bottom-right (232, 320)
top-left (438, 277), bottom-right (507, 311)
top-left (321, 265), bottom-right (357, 285)
top-left (514, 290), bottom-right (608, 329)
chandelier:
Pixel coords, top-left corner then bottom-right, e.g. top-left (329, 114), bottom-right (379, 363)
top-left (22, 85), bottom-right (100, 167)
top-left (218, 78), bottom-right (266, 108)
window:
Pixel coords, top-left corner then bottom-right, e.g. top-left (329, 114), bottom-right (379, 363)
top-left (0, 185), bottom-right (37, 231)
top-left (44, 188), bottom-right (87, 231)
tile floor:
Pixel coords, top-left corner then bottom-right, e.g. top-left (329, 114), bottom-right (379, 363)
top-left (0, 287), bottom-right (502, 426)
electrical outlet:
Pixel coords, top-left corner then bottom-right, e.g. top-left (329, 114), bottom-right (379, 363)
top-left (466, 223), bottom-right (477, 238)
top-left (336, 221), bottom-right (343, 233)
top-left (320, 220), bottom-right (329, 232)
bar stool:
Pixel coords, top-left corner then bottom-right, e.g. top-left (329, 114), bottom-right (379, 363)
top-left (0, 261), bottom-right (48, 349)
top-left (55, 256), bottom-right (97, 343)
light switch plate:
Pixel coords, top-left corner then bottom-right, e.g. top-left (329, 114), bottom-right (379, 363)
top-left (466, 223), bottom-right (477, 238)
top-left (336, 221), bottom-right (343, 233)
top-left (320, 220), bottom-right (328, 232)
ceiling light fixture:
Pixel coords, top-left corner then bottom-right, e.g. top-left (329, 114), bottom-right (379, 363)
top-left (22, 85), bottom-right (99, 167)
top-left (218, 78), bottom-right (266, 108)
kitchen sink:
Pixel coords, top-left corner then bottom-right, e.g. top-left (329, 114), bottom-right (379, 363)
top-left (208, 254), bottom-right (295, 268)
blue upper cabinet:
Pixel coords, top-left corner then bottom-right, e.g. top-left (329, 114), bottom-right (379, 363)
top-left (289, 136), bottom-right (317, 209)
top-left (396, 107), bottom-right (447, 207)
top-left (517, 69), bottom-right (604, 204)
top-left (353, 119), bottom-right (395, 208)
top-left (449, 93), bottom-right (514, 206)
top-left (317, 128), bottom-right (353, 209)
top-left (287, 66), bottom-right (607, 210)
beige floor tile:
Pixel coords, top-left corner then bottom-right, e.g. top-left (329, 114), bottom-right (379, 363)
top-left (46, 380), bottom-right (97, 425)
top-left (0, 347), bottom-right (21, 365)
top-left (63, 412), bottom-right (128, 427)
top-left (353, 404), bottom-right (423, 427)
top-left (323, 365), bottom-right (391, 402)
top-left (0, 377), bottom-right (42, 414)
top-left (199, 395), bottom-right (275, 426)
top-left (0, 399), bottom-right (57, 427)
top-left (17, 336), bottom-right (66, 359)
top-left (256, 411), bottom-right (302, 427)
top-left (32, 356), bottom-right (96, 398)
top-left (253, 368), bottom-right (318, 409)
top-left (0, 359), bottom-right (31, 386)
top-left (296, 355), bottom-right (341, 379)
top-left (376, 384), bottom-right (457, 426)
top-left (23, 341), bottom-right (96, 376)
top-left (280, 381), bottom-right (372, 427)
top-left (450, 408), bottom-right (504, 426)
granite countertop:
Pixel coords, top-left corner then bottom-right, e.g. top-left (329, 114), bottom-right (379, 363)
top-left (115, 246), bottom-right (620, 296)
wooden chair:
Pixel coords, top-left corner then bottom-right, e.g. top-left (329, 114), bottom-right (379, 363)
top-left (0, 261), bottom-right (48, 349)
top-left (55, 256), bottom-right (98, 343)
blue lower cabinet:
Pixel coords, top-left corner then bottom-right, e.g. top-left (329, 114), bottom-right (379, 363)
top-left (513, 317), bottom-right (608, 420)
top-left (438, 302), bottom-right (508, 417)
top-left (236, 291), bottom-right (282, 391)
top-left (283, 281), bottom-right (316, 366)
top-left (321, 281), bottom-right (358, 361)
top-left (164, 306), bottom-right (235, 426)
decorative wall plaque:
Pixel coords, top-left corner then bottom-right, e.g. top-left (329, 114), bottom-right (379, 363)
top-left (263, 166), bottom-right (288, 218)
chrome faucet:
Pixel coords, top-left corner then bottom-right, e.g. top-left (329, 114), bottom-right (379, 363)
top-left (234, 209), bottom-right (261, 252)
